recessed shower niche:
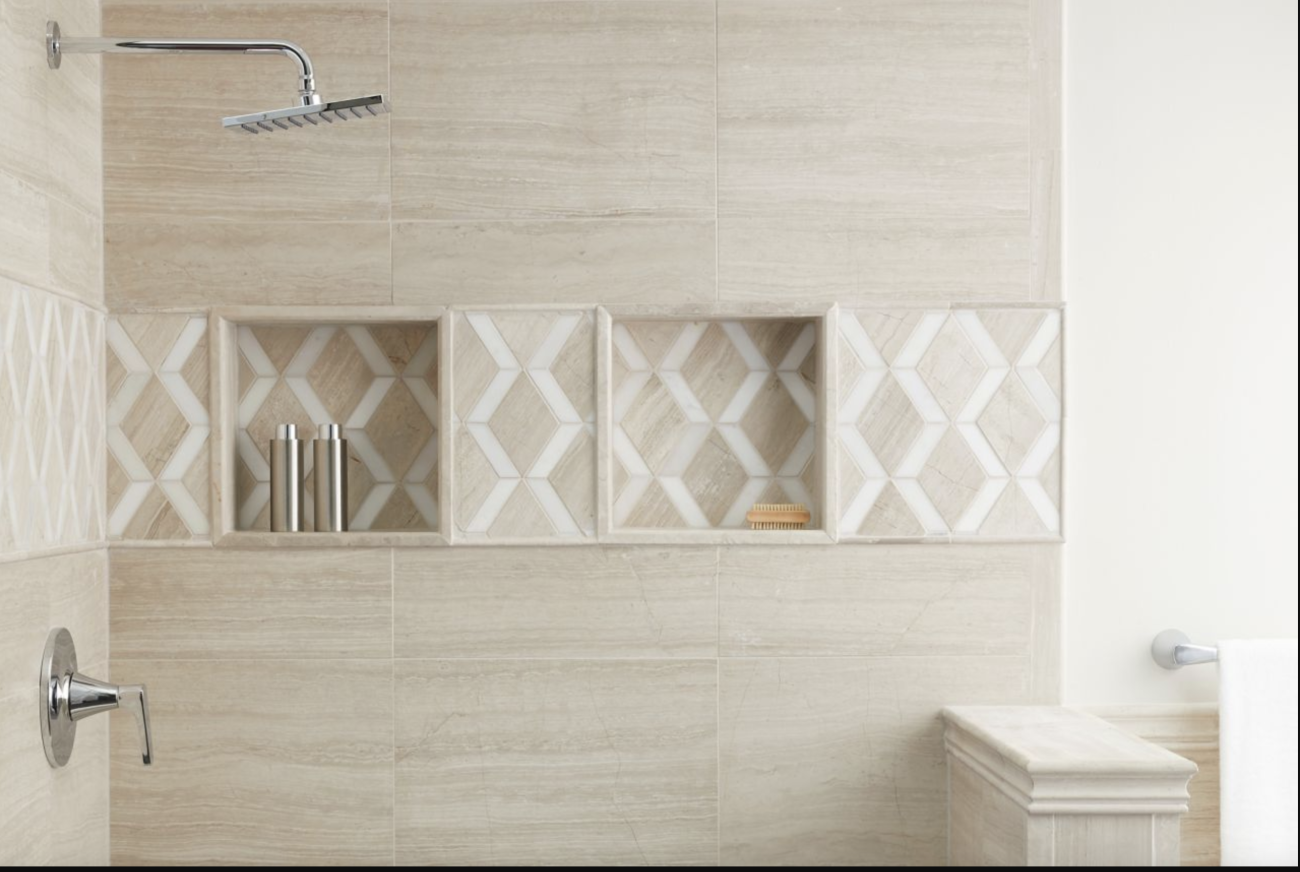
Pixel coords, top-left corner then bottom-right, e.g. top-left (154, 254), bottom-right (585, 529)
top-left (599, 307), bottom-right (832, 543)
top-left (210, 308), bottom-right (446, 546)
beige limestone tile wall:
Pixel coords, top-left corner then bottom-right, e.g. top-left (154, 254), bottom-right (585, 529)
top-left (0, 550), bottom-right (109, 866)
top-left (99, 0), bottom-right (1064, 866)
top-left (107, 543), bottom-right (1057, 865)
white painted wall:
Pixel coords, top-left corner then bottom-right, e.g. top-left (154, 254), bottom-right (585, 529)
top-left (1064, 0), bottom-right (1298, 704)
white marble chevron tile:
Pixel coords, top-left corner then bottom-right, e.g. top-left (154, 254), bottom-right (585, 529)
top-left (452, 310), bottom-right (596, 541)
top-left (106, 314), bottom-right (210, 540)
top-left (611, 319), bottom-right (818, 530)
top-left (235, 323), bottom-right (439, 532)
top-left (1, 281), bottom-right (105, 554)
top-left (838, 308), bottom-right (1063, 540)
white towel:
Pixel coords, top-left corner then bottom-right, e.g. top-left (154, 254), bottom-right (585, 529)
top-left (1219, 638), bottom-right (1299, 866)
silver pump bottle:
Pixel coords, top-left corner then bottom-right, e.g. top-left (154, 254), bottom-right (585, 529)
top-left (313, 423), bottom-right (348, 532)
top-left (269, 423), bottom-right (304, 532)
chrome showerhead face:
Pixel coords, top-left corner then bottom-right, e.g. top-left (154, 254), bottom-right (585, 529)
top-left (223, 94), bottom-right (388, 133)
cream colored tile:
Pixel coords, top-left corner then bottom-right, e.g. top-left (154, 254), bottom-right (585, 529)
top-left (718, 0), bottom-right (1031, 303)
top-left (110, 659), bottom-right (393, 866)
top-left (978, 374), bottom-right (1048, 474)
top-left (395, 547), bottom-right (716, 658)
top-left (917, 316), bottom-right (986, 420)
top-left (857, 374), bottom-right (922, 474)
top-left (980, 480), bottom-right (1050, 537)
top-left (453, 310), bottom-right (596, 541)
top-left (391, 0), bottom-right (715, 220)
top-left (102, 1), bottom-right (389, 223)
top-left (45, 0), bottom-right (103, 219)
top-left (0, 549), bottom-right (108, 867)
top-left (720, 546), bottom-right (1046, 656)
top-left (719, 656), bottom-right (1034, 866)
top-left (948, 754), bottom-right (1028, 866)
top-left (104, 222), bottom-right (391, 308)
top-left (396, 659), bottom-right (716, 866)
top-left (393, 220), bottom-right (715, 306)
top-left (918, 427), bottom-right (987, 528)
top-left (110, 550), bottom-right (391, 659)
top-left (0, 171), bottom-right (51, 291)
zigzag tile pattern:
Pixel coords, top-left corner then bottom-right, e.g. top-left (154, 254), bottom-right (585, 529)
top-left (453, 311), bottom-right (595, 541)
top-left (839, 308), bottom-right (1062, 539)
top-left (1, 282), bottom-right (105, 553)
top-left (107, 314), bottom-right (209, 540)
top-left (236, 324), bottom-right (439, 532)
top-left (612, 319), bottom-right (818, 529)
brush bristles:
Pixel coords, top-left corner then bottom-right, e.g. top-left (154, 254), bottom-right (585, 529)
top-left (746, 503), bottom-right (811, 530)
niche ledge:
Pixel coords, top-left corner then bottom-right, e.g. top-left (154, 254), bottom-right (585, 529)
top-left (210, 306), bottom-right (449, 546)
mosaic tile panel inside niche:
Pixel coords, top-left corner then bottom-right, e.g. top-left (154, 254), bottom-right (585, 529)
top-left (235, 323), bottom-right (439, 532)
top-left (611, 319), bottom-right (819, 530)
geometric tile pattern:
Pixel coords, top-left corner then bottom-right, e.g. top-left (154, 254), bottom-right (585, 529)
top-left (0, 282), bottom-right (105, 554)
top-left (452, 310), bottom-right (595, 541)
top-left (612, 320), bottom-right (817, 529)
top-left (236, 324), bottom-right (439, 532)
top-left (106, 314), bottom-right (210, 540)
top-left (839, 309), bottom-right (1061, 539)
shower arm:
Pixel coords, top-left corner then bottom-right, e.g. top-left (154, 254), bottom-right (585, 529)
top-left (46, 21), bottom-right (320, 106)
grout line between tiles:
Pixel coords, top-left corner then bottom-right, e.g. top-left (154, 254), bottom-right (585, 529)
top-left (714, 0), bottom-right (720, 305)
top-left (390, 545), bottom-right (396, 866)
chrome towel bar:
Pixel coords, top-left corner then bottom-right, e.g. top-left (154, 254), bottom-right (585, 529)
top-left (1152, 629), bottom-right (1219, 670)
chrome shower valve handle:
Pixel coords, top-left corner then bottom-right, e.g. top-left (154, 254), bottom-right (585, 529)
top-left (41, 627), bottom-right (153, 767)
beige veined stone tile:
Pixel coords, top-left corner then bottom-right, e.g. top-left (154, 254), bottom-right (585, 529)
top-left (857, 374), bottom-right (923, 475)
top-left (918, 427), bottom-right (988, 529)
top-left (682, 430), bottom-right (749, 527)
top-left (719, 656), bottom-right (1034, 867)
top-left (110, 549), bottom-right (391, 660)
top-left (978, 309), bottom-right (1047, 364)
top-left (740, 374), bottom-right (808, 471)
top-left (394, 547), bottom-right (717, 658)
top-left (719, 545), bottom-right (1044, 656)
top-left (978, 374), bottom-right (1048, 474)
top-left (917, 316), bottom-right (987, 420)
top-left (681, 323), bottom-right (752, 422)
top-left (980, 481), bottom-right (1049, 537)
top-left (110, 659), bottom-right (393, 867)
top-left (105, 222), bottom-right (391, 308)
top-left (717, 1), bottom-right (1031, 304)
top-left (621, 376), bottom-right (689, 473)
top-left (393, 220), bottom-right (715, 307)
top-left (486, 484), bottom-right (555, 540)
top-left (858, 480), bottom-right (925, 538)
top-left (390, 0), bottom-right (715, 220)
top-left (395, 659), bottom-right (717, 866)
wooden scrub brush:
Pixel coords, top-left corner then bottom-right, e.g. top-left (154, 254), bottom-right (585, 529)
top-left (746, 503), bottom-right (811, 530)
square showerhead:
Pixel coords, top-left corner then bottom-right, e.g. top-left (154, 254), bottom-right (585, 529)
top-left (223, 94), bottom-right (389, 133)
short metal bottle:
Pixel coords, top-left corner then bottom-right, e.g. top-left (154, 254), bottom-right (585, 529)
top-left (313, 423), bottom-right (349, 532)
top-left (269, 423), bottom-right (304, 532)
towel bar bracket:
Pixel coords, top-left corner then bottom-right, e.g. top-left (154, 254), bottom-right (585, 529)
top-left (1152, 628), bottom-right (1219, 670)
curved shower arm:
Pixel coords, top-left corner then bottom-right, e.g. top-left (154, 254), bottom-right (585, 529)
top-left (46, 21), bottom-right (321, 106)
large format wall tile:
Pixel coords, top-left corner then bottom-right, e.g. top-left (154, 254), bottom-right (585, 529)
top-left (452, 310), bottom-right (595, 541)
top-left (390, 0), bottom-right (715, 220)
top-left (717, 0), bottom-right (1031, 303)
top-left (107, 314), bottom-right (210, 540)
top-left (396, 659), bottom-right (717, 866)
top-left (0, 549), bottom-right (109, 866)
top-left (104, 221), bottom-right (392, 309)
top-left (111, 550), bottom-right (392, 660)
top-left (719, 656), bottom-right (1034, 866)
top-left (236, 322), bottom-right (439, 532)
top-left (111, 659), bottom-right (394, 866)
top-left (395, 547), bottom-right (717, 658)
top-left (719, 546), bottom-right (1047, 656)
top-left (612, 319), bottom-right (818, 529)
top-left (839, 308), bottom-right (1062, 540)
top-left (102, 0), bottom-right (389, 223)
top-left (392, 219), bottom-right (716, 307)
top-left (0, 281), bottom-right (104, 556)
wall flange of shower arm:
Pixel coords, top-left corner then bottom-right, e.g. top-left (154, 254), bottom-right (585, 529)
top-left (45, 20), bottom-right (388, 134)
